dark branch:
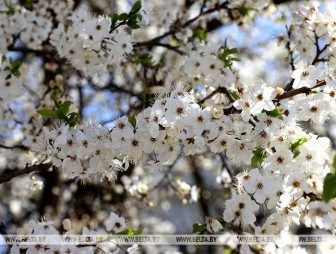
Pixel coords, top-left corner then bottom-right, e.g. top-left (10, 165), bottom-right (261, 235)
top-left (134, 2), bottom-right (229, 48)
top-left (0, 163), bottom-right (52, 184)
top-left (219, 153), bottom-right (235, 178)
top-left (7, 45), bottom-right (55, 56)
top-left (90, 82), bottom-right (142, 99)
top-left (275, 80), bottom-right (326, 102)
top-left (0, 143), bottom-right (29, 151)
top-left (197, 87), bottom-right (235, 105)
top-left (273, 0), bottom-right (294, 4)
top-left (134, 43), bottom-right (186, 55)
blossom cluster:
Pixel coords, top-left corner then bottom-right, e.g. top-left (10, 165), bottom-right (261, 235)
top-left (2, 1), bottom-right (336, 254)
top-left (0, 0), bottom-right (73, 52)
top-left (36, 60), bottom-right (336, 239)
top-left (9, 213), bottom-right (140, 254)
top-left (289, 2), bottom-right (336, 65)
top-left (50, 6), bottom-right (133, 76)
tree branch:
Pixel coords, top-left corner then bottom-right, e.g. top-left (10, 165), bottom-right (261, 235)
top-left (90, 81), bottom-right (142, 99)
top-left (0, 163), bottom-right (52, 184)
top-left (7, 45), bottom-right (55, 56)
top-left (197, 87), bottom-right (235, 105)
top-left (275, 80), bottom-right (326, 102)
top-left (0, 143), bottom-right (28, 151)
top-left (134, 2), bottom-right (229, 48)
top-left (134, 42), bottom-right (186, 55)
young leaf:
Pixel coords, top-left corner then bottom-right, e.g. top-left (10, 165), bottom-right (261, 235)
top-left (109, 13), bottom-right (119, 31)
top-left (290, 137), bottom-right (309, 158)
top-left (51, 92), bottom-right (61, 108)
top-left (237, 6), bottom-right (249, 16)
top-left (224, 246), bottom-right (232, 254)
top-left (218, 45), bottom-right (240, 69)
top-left (133, 227), bottom-right (144, 235)
top-left (128, 115), bottom-right (137, 128)
top-left (251, 147), bottom-right (266, 167)
top-left (4, 59), bottom-right (23, 77)
top-left (137, 14), bottom-right (143, 22)
top-left (118, 13), bottom-right (129, 21)
top-left (322, 173), bottom-right (336, 202)
top-left (130, 0), bottom-right (142, 14)
top-left (228, 90), bottom-right (239, 100)
top-left (332, 155), bottom-right (336, 171)
top-left (3, 0), bottom-right (15, 15)
top-left (192, 223), bottom-right (204, 233)
top-left (67, 112), bottom-right (79, 127)
top-left (57, 100), bottom-right (73, 117)
top-left (37, 109), bottom-right (59, 118)
top-left (23, 0), bottom-right (37, 8)
top-left (264, 108), bottom-right (284, 119)
top-left (121, 227), bottom-right (135, 235)
top-left (132, 52), bottom-right (153, 66)
top-left (127, 17), bottom-right (140, 29)
top-left (192, 28), bottom-right (207, 41)
top-left (111, 227), bottom-right (143, 235)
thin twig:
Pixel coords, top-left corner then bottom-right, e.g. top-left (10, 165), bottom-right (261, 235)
top-left (134, 2), bottom-right (229, 48)
top-left (134, 42), bottom-right (186, 55)
top-left (0, 143), bottom-right (28, 151)
top-left (219, 153), bottom-right (235, 178)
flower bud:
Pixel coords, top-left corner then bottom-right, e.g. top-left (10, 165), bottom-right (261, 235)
top-left (62, 218), bottom-right (72, 231)
top-left (276, 87), bottom-right (284, 95)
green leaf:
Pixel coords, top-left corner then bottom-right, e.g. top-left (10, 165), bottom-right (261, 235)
top-left (332, 155), bottom-right (336, 171)
top-left (127, 18), bottom-right (140, 29)
top-left (290, 138), bottom-right (309, 150)
top-left (133, 227), bottom-right (144, 235)
top-left (37, 94), bottom-right (78, 127)
top-left (51, 92), bottom-right (61, 108)
top-left (132, 52), bottom-right (153, 66)
top-left (224, 246), bottom-right (232, 254)
top-left (251, 147), bottom-right (266, 167)
top-left (290, 137), bottom-right (309, 158)
top-left (67, 112), bottom-right (79, 127)
top-left (137, 14), bottom-right (143, 22)
top-left (118, 227), bottom-right (134, 235)
top-left (37, 109), bottom-right (59, 118)
top-left (230, 57), bottom-right (241, 62)
top-left (265, 108), bottom-right (284, 119)
top-left (4, 59), bottom-right (22, 77)
top-left (118, 13), bottom-right (129, 21)
top-left (111, 227), bottom-right (143, 235)
top-left (148, 97), bottom-right (155, 106)
top-left (130, 0), bottom-right (142, 14)
top-left (228, 90), bottom-right (239, 100)
top-left (192, 223), bottom-right (203, 233)
top-left (237, 6), bottom-right (249, 16)
top-left (322, 173), bottom-right (336, 202)
top-left (218, 45), bottom-right (240, 69)
top-left (192, 28), bottom-right (207, 41)
top-left (57, 100), bottom-right (72, 117)
top-left (228, 48), bottom-right (239, 54)
top-left (24, 0), bottom-right (37, 8)
top-left (128, 114), bottom-right (137, 128)
top-left (3, 0), bottom-right (15, 15)
top-left (109, 13), bottom-right (119, 31)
